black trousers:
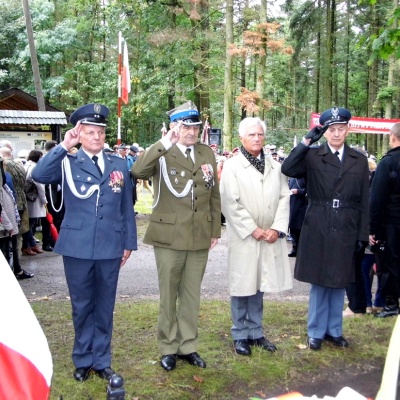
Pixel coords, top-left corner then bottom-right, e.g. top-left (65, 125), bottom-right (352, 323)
top-left (379, 225), bottom-right (400, 307)
top-left (345, 247), bottom-right (367, 313)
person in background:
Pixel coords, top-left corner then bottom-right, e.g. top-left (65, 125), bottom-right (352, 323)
top-left (287, 176), bottom-right (307, 257)
top-left (22, 150), bottom-right (45, 256)
top-left (0, 149), bottom-right (34, 279)
top-left (220, 117), bottom-right (292, 357)
top-left (132, 101), bottom-right (220, 372)
top-left (281, 107), bottom-right (369, 351)
top-left (369, 122), bottom-right (400, 318)
top-left (32, 103), bottom-right (137, 382)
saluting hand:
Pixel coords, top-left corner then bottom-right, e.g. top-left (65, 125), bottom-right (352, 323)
top-left (165, 121), bottom-right (183, 145)
top-left (62, 121), bottom-right (82, 151)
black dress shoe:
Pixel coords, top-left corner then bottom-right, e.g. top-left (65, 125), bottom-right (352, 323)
top-left (374, 308), bottom-right (399, 318)
top-left (248, 336), bottom-right (277, 352)
top-left (324, 334), bottom-right (349, 347)
top-left (233, 339), bottom-right (251, 356)
top-left (15, 269), bottom-right (34, 280)
top-left (177, 352), bottom-right (206, 368)
top-left (307, 337), bottom-right (322, 350)
top-left (73, 367), bottom-right (91, 382)
top-left (160, 354), bottom-right (177, 371)
top-left (43, 245), bottom-right (54, 252)
top-left (288, 250), bottom-right (297, 257)
top-left (94, 367), bottom-right (116, 381)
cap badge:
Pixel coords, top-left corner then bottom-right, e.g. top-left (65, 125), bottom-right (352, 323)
top-left (331, 107), bottom-right (339, 120)
top-left (94, 103), bottom-right (101, 113)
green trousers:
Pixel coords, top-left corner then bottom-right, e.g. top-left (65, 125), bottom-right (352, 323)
top-left (154, 246), bottom-right (208, 356)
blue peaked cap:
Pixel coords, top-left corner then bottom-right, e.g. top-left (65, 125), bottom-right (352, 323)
top-left (69, 103), bottom-right (109, 127)
top-left (319, 107), bottom-right (351, 126)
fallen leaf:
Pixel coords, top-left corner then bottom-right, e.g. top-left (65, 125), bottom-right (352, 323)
top-left (120, 295), bottom-right (130, 298)
top-left (193, 375), bottom-right (204, 383)
top-left (255, 390), bottom-right (266, 397)
top-left (291, 336), bottom-right (301, 340)
top-left (297, 343), bottom-right (307, 349)
top-left (281, 333), bottom-right (288, 338)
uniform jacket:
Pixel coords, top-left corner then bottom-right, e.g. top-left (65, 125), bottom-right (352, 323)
top-left (370, 146), bottom-right (400, 238)
top-left (32, 146), bottom-right (137, 260)
top-left (132, 141), bottom-right (221, 251)
top-left (281, 142), bottom-right (370, 288)
top-left (288, 177), bottom-right (307, 230)
top-left (220, 153), bottom-right (293, 296)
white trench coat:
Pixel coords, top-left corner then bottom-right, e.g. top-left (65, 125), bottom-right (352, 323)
top-left (220, 153), bottom-right (293, 297)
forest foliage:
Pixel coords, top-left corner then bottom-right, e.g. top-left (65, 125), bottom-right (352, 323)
top-left (1, 0), bottom-right (400, 155)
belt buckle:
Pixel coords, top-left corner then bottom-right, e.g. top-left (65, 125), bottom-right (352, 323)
top-left (332, 199), bottom-right (339, 208)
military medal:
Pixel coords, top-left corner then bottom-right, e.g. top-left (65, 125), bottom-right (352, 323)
top-left (109, 171), bottom-right (124, 193)
top-left (170, 168), bottom-right (177, 175)
top-left (175, 178), bottom-right (179, 185)
top-left (200, 164), bottom-right (215, 189)
top-left (80, 184), bottom-right (86, 192)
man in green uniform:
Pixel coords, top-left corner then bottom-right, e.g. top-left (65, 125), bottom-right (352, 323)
top-left (132, 101), bottom-right (221, 371)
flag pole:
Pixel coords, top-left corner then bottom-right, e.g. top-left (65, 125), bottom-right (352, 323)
top-left (117, 31), bottom-right (123, 145)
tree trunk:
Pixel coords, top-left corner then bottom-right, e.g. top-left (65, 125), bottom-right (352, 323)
top-left (223, 0), bottom-right (234, 151)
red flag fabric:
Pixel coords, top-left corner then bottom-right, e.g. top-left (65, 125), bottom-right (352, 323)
top-left (46, 212), bottom-right (59, 241)
top-left (121, 40), bottom-right (131, 105)
top-left (0, 253), bottom-right (53, 399)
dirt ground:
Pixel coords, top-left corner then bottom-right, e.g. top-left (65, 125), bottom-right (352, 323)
top-left (18, 214), bottom-right (398, 400)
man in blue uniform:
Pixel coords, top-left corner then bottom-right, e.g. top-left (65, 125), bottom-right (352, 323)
top-left (32, 103), bottom-right (137, 382)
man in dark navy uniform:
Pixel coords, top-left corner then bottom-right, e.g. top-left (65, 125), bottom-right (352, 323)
top-left (282, 107), bottom-right (369, 351)
top-left (33, 103), bottom-right (137, 382)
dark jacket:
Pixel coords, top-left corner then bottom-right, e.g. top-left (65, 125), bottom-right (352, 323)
top-left (370, 146), bottom-right (400, 239)
top-left (288, 177), bottom-right (307, 230)
top-left (281, 142), bottom-right (369, 288)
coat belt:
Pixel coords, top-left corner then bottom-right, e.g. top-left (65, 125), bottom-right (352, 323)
top-left (309, 199), bottom-right (361, 209)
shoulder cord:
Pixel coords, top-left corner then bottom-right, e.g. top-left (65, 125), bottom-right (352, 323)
top-left (49, 156), bottom-right (100, 215)
top-left (152, 156), bottom-right (193, 209)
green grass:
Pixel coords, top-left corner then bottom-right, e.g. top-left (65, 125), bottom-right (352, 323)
top-left (31, 193), bottom-right (395, 399)
top-left (31, 300), bottom-right (395, 400)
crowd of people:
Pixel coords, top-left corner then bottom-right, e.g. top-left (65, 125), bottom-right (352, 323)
top-left (3, 102), bottom-right (400, 389)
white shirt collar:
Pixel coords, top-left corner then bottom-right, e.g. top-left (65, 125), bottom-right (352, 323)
top-left (176, 143), bottom-right (194, 161)
top-left (328, 144), bottom-right (344, 161)
top-left (82, 149), bottom-right (105, 172)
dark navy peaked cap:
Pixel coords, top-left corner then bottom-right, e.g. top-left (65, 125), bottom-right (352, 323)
top-left (69, 103), bottom-right (109, 127)
top-left (319, 107), bottom-right (352, 127)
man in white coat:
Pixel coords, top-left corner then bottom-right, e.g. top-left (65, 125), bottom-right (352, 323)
top-left (220, 117), bottom-right (292, 356)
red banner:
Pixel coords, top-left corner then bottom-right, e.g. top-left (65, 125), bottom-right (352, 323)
top-left (310, 113), bottom-right (400, 134)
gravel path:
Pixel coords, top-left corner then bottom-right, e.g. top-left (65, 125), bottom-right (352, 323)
top-left (18, 214), bottom-right (310, 302)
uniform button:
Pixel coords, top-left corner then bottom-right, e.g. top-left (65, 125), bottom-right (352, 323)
top-left (194, 184), bottom-right (197, 187)
top-left (195, 196), bottom-right (198, 200)
top-left (332, 227), bottom-right (335, 231)
top-left (99, 215), bottom-right (103, 219)
top-left (158, 149), bottom-right (162, 152)
top-left (159, 218), bottom-right (163, 221)
top-left (194, 209), bottom-right (197, 212)
top-left (99, 204), bottom-right (103, 207)
top-left (193, 172), bottom-right (196, 176)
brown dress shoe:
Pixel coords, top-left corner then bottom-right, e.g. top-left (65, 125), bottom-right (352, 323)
top-left (22, 248), bottom-right (37, 256)
top-left (30, 246), bottom-right (44, 254)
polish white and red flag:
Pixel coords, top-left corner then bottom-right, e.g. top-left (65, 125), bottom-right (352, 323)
top-left (121, 39), bottom-right (131, 105)
top-left (0, 254), bottom-right (53, 399)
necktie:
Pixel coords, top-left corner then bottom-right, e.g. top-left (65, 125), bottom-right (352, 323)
top-left (185, 148), bottom-right (194, 168)
top-left (335, 151), bottom-right (341, 162)
top-left (92, 155), bottom-right (102, 176)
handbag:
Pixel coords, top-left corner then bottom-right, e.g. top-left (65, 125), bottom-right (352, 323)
top-left (24, 180), bottom-right (38, 202)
